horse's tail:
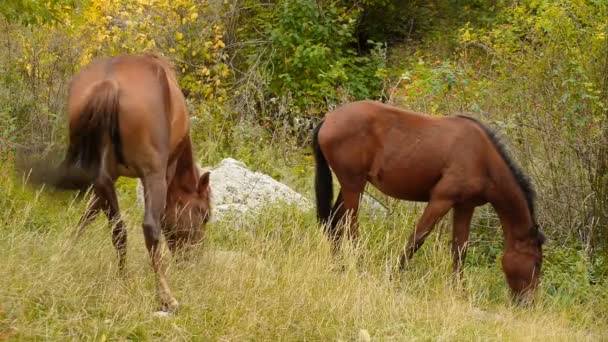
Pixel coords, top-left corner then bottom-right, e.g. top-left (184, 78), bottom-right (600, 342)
top-left (312, 120), bottom-right (333, 225)
top-left (55, 79), bottom-right (122, 191)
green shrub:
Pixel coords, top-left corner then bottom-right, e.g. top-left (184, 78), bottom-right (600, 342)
top-left (231, 0), bottom-right (387, 117)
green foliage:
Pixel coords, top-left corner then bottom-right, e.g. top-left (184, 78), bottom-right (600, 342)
top-left (386, 0), bottom-right (608, 250)
top-left (0, 101), bottom-right (17, 160)
top-left (74, 0), bottom-right (231, 104)
top-left (0, 0), bottom-right (74, 25)
top-left (459, 0), bottom-right (607, 135)
top-left (456, 0), bottom-right (608, 247)
top-left (354, 0), bottom-right (436, 45)
top-left (388, 54), bottom-right (480, 114)
top-left (236, 0), bottom-right (387, 115)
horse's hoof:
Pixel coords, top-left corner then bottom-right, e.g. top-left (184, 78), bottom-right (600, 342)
top-left (162, 298), bottom-right (179, 313)
top-left (153, 298), bottom-right (179, 318)
top-left (152, 310), bottom-right (173, 318)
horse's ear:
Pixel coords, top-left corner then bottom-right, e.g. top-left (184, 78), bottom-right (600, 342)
top-left (198, 171), bottom-right (210, 195)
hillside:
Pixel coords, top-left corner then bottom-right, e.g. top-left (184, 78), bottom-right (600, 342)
top-left (1, 0), bottom-right (607, 340)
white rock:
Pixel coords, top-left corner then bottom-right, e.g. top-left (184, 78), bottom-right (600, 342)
top-left (137, 158), bottom-right (312, 221)
top-left (210, 158), bottom-right (311, 214)
top-left (361, 194), bottom-right (389, 217)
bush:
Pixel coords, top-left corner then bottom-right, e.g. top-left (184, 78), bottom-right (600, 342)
top-left (457, 0), bottom-right (608, 250)
top-left (228, 0), bottom-right (387, 118)
top-left (386, 0), bottom-right (607, 255)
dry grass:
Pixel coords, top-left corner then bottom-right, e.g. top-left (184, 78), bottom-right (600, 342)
top-left (0, 164), bottom-right (607, 341)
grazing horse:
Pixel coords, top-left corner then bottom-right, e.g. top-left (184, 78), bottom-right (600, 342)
top-left (313, 100), bottom-right (545, 302)
top-left (55, 54), bottom-right (210, 313)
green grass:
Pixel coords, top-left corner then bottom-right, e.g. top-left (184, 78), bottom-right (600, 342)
top-left (1, 160), bottom-right (607, 341)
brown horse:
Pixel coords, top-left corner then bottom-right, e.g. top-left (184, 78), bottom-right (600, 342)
top-left (313, 100), bottom-right (545, 302)
top-left (53, 54), bottom-right (210, 313)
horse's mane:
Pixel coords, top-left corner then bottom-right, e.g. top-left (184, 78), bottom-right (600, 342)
top-left (456, 115), bottom-right (537, 220)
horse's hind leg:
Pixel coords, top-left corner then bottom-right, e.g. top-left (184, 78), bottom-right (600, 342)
top-left (71, 174), bottom-right (127, 272)
top-left (74, 194), bottom-right (104, 239)
top-left (327, 191), bottom-right (345, 253)
top-left (399, 197), bottom-right (453, 270)
top-left (65, 193), bottom-right (103, 254)
top-left (327, 188), bottom-right (362, 253)
top-left (341, 189), bottom-right (362, 243)
top-left (451, 205), bottom-right (474, 281)
top-left (141, 171), bottom-right (178, 313)
top-left (93, 175), bottom-right (128, 272)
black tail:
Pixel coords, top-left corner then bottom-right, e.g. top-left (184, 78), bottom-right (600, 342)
top-left (54, 79), bottom-right (121, 191)
top-left (312, 120), bottom-right (333, 224)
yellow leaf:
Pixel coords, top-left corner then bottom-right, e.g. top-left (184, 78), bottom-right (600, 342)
top-left (191, 12), bottom-right (198, 20)
top-left (175, 32), bottom-right (184, 41)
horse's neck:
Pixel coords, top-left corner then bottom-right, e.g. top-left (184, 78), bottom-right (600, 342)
top-left (170, 136), bottom-right (198, 191)
top-left (489, 164), bottom-right (534, 243)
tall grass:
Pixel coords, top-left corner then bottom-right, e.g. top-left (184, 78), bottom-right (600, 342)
top-left (1, 156), bottom-right (607, 340)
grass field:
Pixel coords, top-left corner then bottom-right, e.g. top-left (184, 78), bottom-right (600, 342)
top-left (1, 161), bottom-right (607, 341)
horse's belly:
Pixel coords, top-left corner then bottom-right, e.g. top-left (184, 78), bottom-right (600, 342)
top-left (117, 165), bottom-right (138, 178)
top-left (368, 168), bottom-right (438, 202)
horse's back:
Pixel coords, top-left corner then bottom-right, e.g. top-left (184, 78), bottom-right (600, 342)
top-left (320, 100), bottom-right (436, 144)
top-left (319, 101), bottom-right (492, 201)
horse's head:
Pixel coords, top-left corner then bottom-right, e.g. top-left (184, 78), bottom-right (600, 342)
top-left (163, 171), bottom-right (211, 252)
top-left (501, 227), bottom-right (545, 304)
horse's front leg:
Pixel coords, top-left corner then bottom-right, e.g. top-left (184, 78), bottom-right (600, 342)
top-left (399, 197), bottom-right (453, 270)
top-left (451, 205), bottom-right (474, 282)
top-left (141, 171), bottom-right (178, 313)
